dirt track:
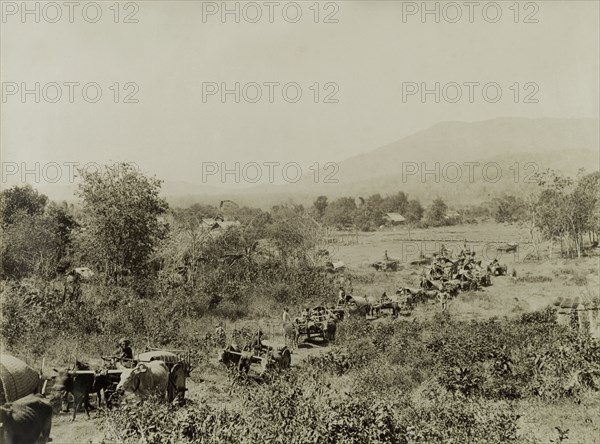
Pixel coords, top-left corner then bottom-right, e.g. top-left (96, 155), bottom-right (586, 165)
top-left (49, 337), bottom-right (332, 443)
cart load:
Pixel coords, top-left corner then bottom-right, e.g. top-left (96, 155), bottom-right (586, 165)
top-left (0, 354), bottom-right (40, 404)
top-left (136, 350), bottom-right (179, 364)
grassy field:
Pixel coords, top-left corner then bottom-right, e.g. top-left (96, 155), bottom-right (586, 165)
top-left (17, 222), bottom-right (600, 443)
top-left (317, 223), bottom-right (599, 444)
top-left (327, 223), bottom-right (598, 319)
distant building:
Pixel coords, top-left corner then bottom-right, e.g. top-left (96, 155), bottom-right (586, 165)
top-left (384, 213), bottom-right (406, 225)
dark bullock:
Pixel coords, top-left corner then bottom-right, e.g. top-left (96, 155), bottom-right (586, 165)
top-left (51, 361), bottom-right (95, 421)
top-left (0, 394), bottom-right (52, 444)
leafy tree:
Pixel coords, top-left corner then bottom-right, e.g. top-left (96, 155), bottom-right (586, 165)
top-left (1, 200), bottom-right (77, 279)
top-left (426, 198), bottom-right (448, 226)
top-left (382, 191), bottom-right (409, 214)
top-left (366, 194), bottom-right (384, 210)
top-left (313, 196), bottom-right (328, 219)
top-left (533, 169), bottom-right (599, 258)
top-left (0, 185), bottom-right (48, 226)
top-left (491, 195), bottom-right (526, 223)
top-left (573, 171), bottom-right (600, 244)
top-left (76, 163), bottom-right (168, 283)
top-left (405, 199), bottom-right (424, 223)
top-left (323, 197), bottom-right (357, 228)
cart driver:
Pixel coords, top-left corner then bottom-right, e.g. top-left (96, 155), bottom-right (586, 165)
top-left (250, 330), bottom-right (272, 354)
top-left (118, 338), bottom-right (134, 361)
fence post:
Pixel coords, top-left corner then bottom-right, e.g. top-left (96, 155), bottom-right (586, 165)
top-left (588, 304), bottom-right (600, 339)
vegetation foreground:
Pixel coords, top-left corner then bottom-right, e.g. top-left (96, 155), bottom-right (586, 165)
top-left (93, 310), bottom-right (599, 444)
top-left (1, 163), bottom-right (599, 443)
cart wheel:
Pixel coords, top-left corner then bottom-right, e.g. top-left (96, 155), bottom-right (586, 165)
top-left (169, 363), bottom-right (186, 404)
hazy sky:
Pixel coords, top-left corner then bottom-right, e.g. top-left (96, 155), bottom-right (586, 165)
top-left (1, 0), bottom-right (598, 188)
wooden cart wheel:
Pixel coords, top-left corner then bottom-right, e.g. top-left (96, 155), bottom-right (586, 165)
top-left (169, 363), bottom-right (186, 405)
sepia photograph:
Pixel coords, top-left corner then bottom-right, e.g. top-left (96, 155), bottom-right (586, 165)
top-left (1, 1), bottom-right (599, 443)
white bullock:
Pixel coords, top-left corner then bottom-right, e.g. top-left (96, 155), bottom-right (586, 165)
top-left (116, 360), bottom-right (169, 401)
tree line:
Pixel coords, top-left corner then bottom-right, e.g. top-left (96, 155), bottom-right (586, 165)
top-left (1, 164), bottom-right (598, 285)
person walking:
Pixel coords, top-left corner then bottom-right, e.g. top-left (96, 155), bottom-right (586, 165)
top-left (282, 307), bottom-right (291, 336)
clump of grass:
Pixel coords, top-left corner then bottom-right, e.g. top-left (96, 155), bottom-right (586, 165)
top-left (570, 273), bottom-right (588, 286)
top-left (517, 274), bottom-right (553, 283)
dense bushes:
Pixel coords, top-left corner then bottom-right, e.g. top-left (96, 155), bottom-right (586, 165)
top-left (0, 257), bottom-right (334, 359)
top-left (94, 306), bottom-right (599, 443)
top-left (100, 364), bottom-right (524, 444)
top-left (335, 309), bottom-right (599, 403)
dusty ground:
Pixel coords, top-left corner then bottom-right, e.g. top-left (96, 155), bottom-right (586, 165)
top-left (48, 223), bottom-right (600, 443)
top-left (50, 337), bottom-right (330, 443)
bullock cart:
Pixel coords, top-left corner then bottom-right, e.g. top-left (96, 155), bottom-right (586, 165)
top-left (70, 349), bottom-right (192, 406)
top-left (219, 343), bottom-right (291, 374)
top-left (335, 295), bottom-right (371, 319)
top-left (371, 260), bottom-right (399, 272)
top-left (294, 311), bottom-right (330, 343)
top-left (369, 300), bottom-right (399, 318)
top-left (137, 349), bottom-right (191, 403)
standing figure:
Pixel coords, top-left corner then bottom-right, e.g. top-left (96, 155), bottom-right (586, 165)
top-left (215, 324), bottom-right (226, 346)
top-left (437, 292), bottom-right (449, 311)
top-left (338, 287), bottom-right (346, 305)
top-left (282, 307), bottom-right (291, 336)
top-left (302, 307), bottom-right (312, 323)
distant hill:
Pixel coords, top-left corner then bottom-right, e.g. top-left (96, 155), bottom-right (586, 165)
top-left (30, 117), bottom-right (600, 207)
top-left (272, 117), bottom-right (600, 205)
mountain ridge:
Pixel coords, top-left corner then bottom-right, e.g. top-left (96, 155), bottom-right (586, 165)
top-left (28, 117), bottom-right (600, 206)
